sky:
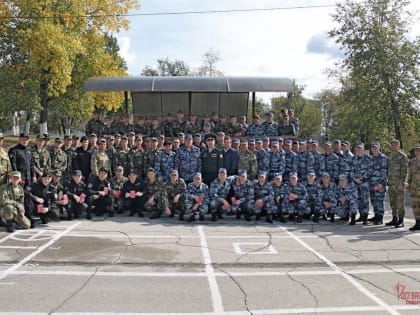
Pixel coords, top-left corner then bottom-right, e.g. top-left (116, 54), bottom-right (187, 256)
top-left (116, 0), bottom-right (420, 101)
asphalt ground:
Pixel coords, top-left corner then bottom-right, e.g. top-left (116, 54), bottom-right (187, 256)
top-left (1, 199), bottom-right (419, 315)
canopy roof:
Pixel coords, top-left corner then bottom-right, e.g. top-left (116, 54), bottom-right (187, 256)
top-left (83, 76), bottom-right (295, 93)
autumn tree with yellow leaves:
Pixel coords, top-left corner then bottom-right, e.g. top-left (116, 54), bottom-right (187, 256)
top-left (0, 0), bottom-right (139, 134)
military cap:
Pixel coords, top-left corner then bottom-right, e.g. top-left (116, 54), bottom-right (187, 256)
top-left (253, 113), bottom-right (260, 119)
top-left (170, 169), bottom-right (179, 175)
top-left (99, 167), bottom-right (108, 173)
top-left (10, 171), bottom-right (21, 178)
top-left (205, 133), bottom-right (216, 141)
top-left (64, 135), bottom-right (71, 140)
top-left (43, 133), bottom-right (50, 139)
top-left (298, 140), bottom-right (305, 145)
top-left (19, 132), bottom-right (29, 138)
top-left (370, 142), bottom-right (380, 147)
top-left (163, 141), bottom-right (172, 146)
top-left (114, 133), bottom-right (121, 138)
top-left (334, 139), bottom-right (341, 144)
top-left (217, 131), bottom-right (225, 137)
top-left (322, 173), bottom-right (330, 177)
top-left (178, 132), bottom-right (185, 137)
top-left (338, 174), bottom-right (347, 180)
top-left (41, 172), bottom-right (52, 178)
top-left (121, 135), bottom-right (128, 140)
top-left (150, 137), bottom-right (158, 142)
top-left (414, 144), bottom-right (420, 150)
top-left (272, 141), bottom-right (280, 147)
top-left (116, 166), bottom-right (124, 172)
top-left (159, 134), bottom-right (165, 139)
top-left (274, 173), bottom-right (282, 179)
top-left (305, 138), bottom-right (312, 144)
top-left (144, 137), bottom-right (151, 142)
top-left (262, 136), bottom-right (270, 142)
top-left (290, 172), bottom-right (298, 178)
top-left (240, 138), bottom-right (248, 144)
top-left (99, 138), bottom-right (106, 143)
top-left (80, 136), bottom-right (88, 142)
top-left (147, 167), bottom-right (155, 173)
top-left (390, 139), bottom-right (400, 144)
top-left (72, 170), bottom-right (82, 176)
top-left (204, 122), bottom-right (212, 127)
top-left (324, 141), bottom-right (332, 146)
top-left (128, 132), bottom-right (135, 136)
top-left (342, 141), bottom-right (350, 146)
top-left (52, 170), bottom-right (62, 177)
top-left (278, 137), bottom-right (284, 142)
top-left (307, 171), bottom-right (316, 176)
top-left (89, 133), bottom-right (97, 138)
top-left (194, 133), bottom-right (201, 138)
top-left (232, 138), bottom-right (240, 144)
top-left (311, 140), bottom-right (319, 145)
top-left (284, 139), bottom-right (292, 145)
top-left (265, 112), bottom-right (274, 116)
top-left (288, 109), bottom-right (295, 113)
top-left (356, 142), bottom-right (364, 148)
top-left (55, 137), bottom-right (63, 143)
top-left (135, 136), bottom-right (142, 141)
top-left (128, 169), bottom-right (137, 175)
top-left (293, 140), bottom-right (298, 145)
top-left (248, 139), bottom-right (255, 145)
top-left (218, 168), bottom-right (227, 174)
top-left (238, 169), bottom-right (247, 176)
top-left (255, 139), bottom-right (263, 143)
top-left (185, 134), bottom-right (193, 140)
top-left (72, 135), bottom-right (79, 140)
top-left (193, 172), bottom-right (202, 178)
top-left (258, 171), bottom-right (267, 177)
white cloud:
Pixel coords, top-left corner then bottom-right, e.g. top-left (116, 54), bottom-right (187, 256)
top-left (116, 36), bottom-right (137, 73)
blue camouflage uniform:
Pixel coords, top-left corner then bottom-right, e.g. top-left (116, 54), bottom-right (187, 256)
top-left (209, 176), bottom-right (233, 214)
top-left (284, 151), bottom-right (298, 181)
top-left (304, 179), bottom-right (322, 217)
top-left (262, 121), bottom-right (278, 137)
top-left (185, 181), bottom-right (209, 215)
top-left (284, 180), bottom-right (308, 217)
top-left (298, 150), bottom-right (314, 181)
top-left (334, 180), bottom-right (358, 218)
top-left (269, 146), bottom-right (285, 179)
top-left (271, 178), bottom-right (287, 217)
top-left (254, 178), bottom-right (275, 215)
top-left (312, 149), bottom-right (325, 180)
top-left (175, 145), bottom-right (202, 183)
top-left (230, 174), bottom-right (255, 219)
top-left (351, 151), bottom-right (372, 217)
top-left (369, 148), bottom-right (388, 217)
top-left (339, 148), bottom-right (354, 180)
top-left (256, 148), bottom-right (271, 173)
top-left (320, 180), bottom-right (338, 216)
top-left (323, 152), bottom-right (340, 183)
top-left (154, 150), bottom-right (176, 182)
top-left (246, 124), bottom-right (264, 137)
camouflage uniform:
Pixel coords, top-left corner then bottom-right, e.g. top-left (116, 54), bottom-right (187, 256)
top-left (86, 118), bottom-right (103, 136)
top-left (304, 180), bottom-right (322, 217)
top-left (185, 121), bottom-right (201, 135)
top-left (237, 150), bottom-right (258, 180)
top-left (269, 150), bottom-right (285, 179)
top-left (0, 182), bottom-right (31, 229)
top-left (271, 181), bottom-right (287, 217)
top-left (246, 124), bottom-right (264, 137)
top-left (31, 146), bottom-right (50, 179)
top-left (284, 182), bottom-right (308, 217)
top-left (226, 123), bottom-right (243, 136)
top-left (185, 182), bottom-right (209, 215)
top-left (134, 124), bottom-right (148, 136)
top-left (254, 181), bottom-right (275, 215)
top-left (175, 146), bottom-right (202, 183)
top-left (148, 126), bottom-right (163, 138)
top-left (144, 178), bottom-right (169, 215)
top-left (370, 152), bottom-right (388, 217)
top-left (256, 148), bottom-right (270, 173)
top-left (106, 146), bottom-right (118, 175)
top-left (298, 151), bottom-right (314, 180)
top-left (0, 147), bottom-right (12, 185)
top-left (143, 148), bottom-right (160, 178)
top-left (155, 150), bottom-right (176, 181)
top-left (284, 151), bottom-right (299, 180)
top-left (50, 149), bottom-right (68, 180)
top-left (165, 178), bottom-right (187, 217)
top-left (90, 151), bottom-right (111, 176)
top-left (339, 150), bottom-right (354, 180)
top-left (230, 176), bottom-right (255, 220)
top-left (116, 148), bottom-right (131, 176)
top-left (320, 181), bottom-right (338, 216)
top-left (323, 152), bottom-right (339, 183)
top-left (351, 153), bottom-right (372, 217)
top-left (209, 177), bottom-right (233, 214)
top-left (408, 156), bottom-right (420, 221)
top-left (110, 121), bottom-right (125, 135)
top-left (109, 175), bottom-right (128, 213)
top-left (334, 182), bottom-right (358, 218)
top-left (388, 150), bottom-right (408, 219)
top-left (128, 147), bottom-right (145, 178)
top-left (163, 120), bottom-right (174, 137)
top-left (312, 150), bottom-right (325, 180)
top-left (262, 121), bottom-right (278, 137)
top-left (172, 120), bottom-right (186, 136)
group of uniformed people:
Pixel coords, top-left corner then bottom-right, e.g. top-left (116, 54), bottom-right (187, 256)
top-left (0, 111), bottom-right (419, 233)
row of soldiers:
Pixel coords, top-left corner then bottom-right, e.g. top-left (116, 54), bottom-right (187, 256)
top-left (0, 131), bottom-right (419, 232)
top-left (85, 109), bottom-right (300, 139)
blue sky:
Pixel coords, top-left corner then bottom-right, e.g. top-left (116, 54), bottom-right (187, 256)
top-left (116, 0), bottom-right (419, 100)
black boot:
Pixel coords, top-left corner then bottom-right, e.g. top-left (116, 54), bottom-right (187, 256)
top-left (312, 214), bottom-right (319, 223)
top-left (199, 213), bottom-right (205, 221)
top-left (409, 220), bottom-right (420, 231)
top-left (297, 215), bottom-right (303, 223)
top-left (278, 213), bottom-right (287, 223)
top-left (129, 209), bottom-right (135, 216)
top-left (349, 214), bottom-right (356, 225)
top-left (386, 216), bottom-right (398, 226)
top-left (236, 212), bottom-right (241, 220)
top-left (330, 213), bottom-right (335, 223)
top-left (86, 210), bottom-right (92, 220)
top-left (211, 213), bottom-right (217, 222)
top-left (255, 213), bottom-right (261, 221)
top-left (186, 214), bottom-right (195, 222)
top-left (368, 215), bottom-right (377, 222)
top-left (244, 212), bottom-right (251, 221)
top-left (266, 214), bottom-right (273, 224)
top-left (30, 219), bottom-right (36, 228)
top-left (138, 210), bottom-right (144, 217)
top-left (178, 212), bottom-right (184, 221)
top-left (41, 216), bottom-right (48, 224)
top-left (394, 217), bottom-right (404, 228)
top-left (217, 212), bottom-right (224, 219)
top-left (149, 211), bottom-right (161, 219)
top-left (5, 220), bottom-right (14, 233)
top-left (374, 215), bottom-right (383, 225)
top-left (289, 214), bottom-right (295, 221)
top-left (362, 214), bottom-right (368, 225)
top-left (109, 210), bottom-right (114, 218)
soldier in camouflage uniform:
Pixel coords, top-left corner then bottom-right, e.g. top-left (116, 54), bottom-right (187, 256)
top-left (209, 168), bottom-right (233, 222)
top-left (185, 172), bottom-right (210, 222)
top-left (284, 172), bottom-right (307, 223)
top-left (323, 141), bottom-right (339, 183)
top-left (255, 139), bottom-right (270, 174)
top-left (148, 117), bottom-right (163, 138)
top-left (143, 137), bottom-right (160, 177)
top-left (90, 139), bottom-right (111, 177)
top-left (162, 113), bottom-right (175, 137)
top-left (320, 173), bottom-right (338, 222)
top-left (408, 145), bottom-right (420, 231)
top-left (254, 171), bottom-right (275, 223)
top-left (335, 174), bottom-right (358, 225)
top-left (175, 134), bottom-right (202, 183)
top-left (226, 115), bottom-right (243, 136)
top-left (31, 134), bottom-right (50, 180)
top-left (297, 141), bottom-right (314, 181)
top-left (144, 168), bottom-right (170, 219)
top-left (116, 136), bottom-right (131, 176)
top-left (155, 141), bottom-right (176, 181)
top-left (271, 173), bottom-right (287, 223)
top-left (310, 140), bottom-right (325, 181)
top-left (237, 139), bottom-right (258, 180)
top-left (165, 169), bottom-right (187, 220)
top-left (352, 142), bottom-right (372, 224)
top-left (134, 117), bottom-right (149, 136)
top-left (283, 140), bottom-right (298, 181)
top-left (215, 115), bottom-right (229, 134)
top-left (85, 111), bottom-right (103, 136)
top-left (386, 139), bottom-right (408, 228)
top-left (129, 136), bottom-right (145, 178)
top-left (122, 115), bottom-right (134, 135)
top-left (185, 113), bottom-right (202, 136)
top-left (339, 141), bottom-right (354, 180)
top-left (230, 170), bottom-right (255, 221)
top-left (262, 112), bottom-right (278, 137)
top-left (0, 171), bottom-right (31, 232)
top-left (0, 133), bottom-right (12, 185)
top-left (109, 166), bottom-right (128, 214)
top-left (110, 113), bottom-right (125, 135)
top-left (172, 111), bottom-right (187, 136)
top-left (104, 136), bottom-right (118, 176)
top-left (102, 116), bottom-right (113, 136)
top-left (49, 138), bottom-right (68, 184)
top-left (246, 114), bottom-right (264, 137)
top-left (269, 141), bottom-right (285, 180)
top-left (304, 172), bottom-right (322, 222)
top-left (369, 142), bottom-right (388, 225)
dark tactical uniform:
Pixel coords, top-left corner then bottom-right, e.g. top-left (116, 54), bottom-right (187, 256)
top-left (165, 177), bottom-right (187, 218)
top-left (122, 178), bottom-right (147, 216)
top-left (201, 148), bottom-right (224, 185)
top-left (87, 176), bottom-right (112, 217)
top-left (31, 146), bottom-right (50, 179)
top-left (8, 143), bottom-right (35, 186)
top-left (155, 150), bottom-right (176, 182)
top-left (74, 147), bottom-right (92, 179)
top-left (109, 175), bottom-right (128, 213)
top-left (29, 181), bottom-right (57, 224)
top-left (64, 179), bottom-right (88, 219)
top-left (222, 148), bottom-right (239, 176)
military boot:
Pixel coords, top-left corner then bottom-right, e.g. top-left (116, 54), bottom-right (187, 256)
top-left (129, 209), bottom-right (135, 216)
top-left (385, 216), bottom-right (398, 226)
top-left (41, 216), bottom-right (48, 224)
top-left (349, 214), bottom-right (356, 225)
top-left (149, 211), bottom-right (161, 219)
top-left (362, 214), bottom-right (368, 225)
top-left (236, 212), bottom-right (241, 220)
top-left (108, 209), bottom-right (114, 218)
top-left (288, 214), bottom-right (295, 222)
top-left (255, 213), bottom-right (261, 221)
top-left (30, 219), bottom-right (36, 228)
top-left (278, 213), bottom-right (287, 223)
top-left (312, 213), bottom-right (319, 223)
top-left (211, 213), bottom-right (217, 222)
top-left (5, 220), bottom-right (14, 233)
top-left (374, 215), bottom-right (383, 225)
top-left (394, 217), bottom-right (404, 228)
top-left (199, 213), bottom-right (205, 221)
top-left (296, 215), bottom-right (303, 223)
top-left (266, 214), bottom-right (273, 224)
top-left (409, 220), bottom-right (420, 231)
top-left (86, 209), bottom-right (92, 220)
top-left (368, 214), bottom-right (377, 222)
top-left (138, 209), bottom-right (144, 217)
top-left (178, 211), bottom-right (184, 221)
top-left (186, 214), bottom-right (195, 222)
top-left (329, 213), bottom-right (335, 223)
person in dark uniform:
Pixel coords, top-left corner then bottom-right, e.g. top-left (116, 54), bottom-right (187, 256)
top-left (64, 170), bottom-right (88, 220)
top-left (74, 136), bottom-right (92, 180)
top-left (28, 172), bottom-right (56, 226)
top-left (121, 169), bottom-right (147, 217)
top-left (200, 133), bottom-right (224, 185)
top-left (8, 132), bottom-right (36, 187)
top-left (86, 167), bottom-right (112, 219)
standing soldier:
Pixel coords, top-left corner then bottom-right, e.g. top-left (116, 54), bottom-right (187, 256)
top-left (0, 132), bottom-right (12, 185)
top-left (237, 139), bottom-right (258, 180)
top-left (255, 139), bottom-right (270, 174)
top-left (387, 139), bottom-right (409, 228)
top-left (148, 117), bottom-right (163, 138)
top-left (172, 110), bottom-right (186, 136)
top-left (0, 171), bottom-right (31, 232)
top-left (85, 111), bottom-right (103, 136)
top-left (246, 114), bottom-right (264, 137)
top-left (162, 113), bottom-right (175, 137)
top-left (209, 168), bottom-right (233, 222)
top-left (175, 134), bottom-right (202, 184)
top-left (144, 168), bottom-right (170, 219)
top-left (408, 145), bottom-right (420, 231)
top-left (49, 138), bottom-right (68, 182)
top-left (269, 141), bottom-right (285, 180)
top-left (351, 142), bottom-right (372, 224)
top-left (134, 116), bottom-right (149, 136)
top-left (283, 139), bottom-right (298, 181)
top-left (8, 132), bottom-right (36, 188)
top-left (185, 172), bottom-right (210, 222)
top-left (155, 141), bottom-right (176, 182)
top-left (201, 134), bottom-right (224, 185)
top-left (90, 139), bottom-right (111, 177)
top-left (288, 109), bottom-right (300, 136)
top-left (110, 113), bottom-right (125, 135)
top-left (165, 169), bottom-right (187, 220)
top-left (339, 141), bottom-right (354, 180)
top-left (311, 140), bottom-right (325, 181)
top-left (143, 137), bottom-right (160, 177)
top-left (226, 115), bottom-right (243, 136)
top-left (105, 136), bottom-right (118, 175)
top-left (116, 135), bottom-right (131, 176)
top-left (262, 112), bottom-right (278, 137)
top-left (323, 141), bottom-right (339, 183)
top-left (122, 115), bottom-right (134, 134)
top-left (102, 116), bottom-right (113, 136)
top-left (369, 142), bottom-right (388, 225)
top-left (230, 170), bottom-right (255, 221)
top-left (74, 136), bottom-right (92, 180)
top-left (253, 171), bottom-right (275, 223)
top-left (129, 136), bottom-right (145, 178)
top-left (222, 136), bottom-right (239, 176)
top-left (297, 140), bottom-right (314, 180)
top-left (31, 134), bottom-right (50, 180)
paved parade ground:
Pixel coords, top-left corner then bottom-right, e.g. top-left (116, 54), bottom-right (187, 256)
top-left (1, 206), bottom-right (420, 315)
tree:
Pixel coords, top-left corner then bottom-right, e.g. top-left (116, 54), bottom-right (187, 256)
top-left (328, 0), bottom-right (420, 147)
top-left (0, 0), bottom-right (139, 134)
top-left (141, 58), bottom-right (191, 76)
top-left (197, 48), bottom-right (224, 77)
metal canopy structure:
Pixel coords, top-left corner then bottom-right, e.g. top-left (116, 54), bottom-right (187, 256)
top-left (83, 76), bottom-right (295, 119)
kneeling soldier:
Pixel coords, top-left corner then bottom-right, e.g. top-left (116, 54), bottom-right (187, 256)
top-left (254, 171), bottom-right (275, 223)
top-left (0, 171), bottom-right (31, 232)
top-left (284, 172), bottom-right (308, 223)
top-left (87, 167), bottom-right (112, 219)
top-left (185, 172), bottom-right (209, 222)
top-left (230, 169), bottom-right (255, 221)
top-left (64, 170), bottom-right (88, 220)
top-left (165, 169), bottom-right (187, 220)
top-left (110, 166), bottom-right (128, 213)
top-left (122, 169), bottom-right (147, 217)
top-left (271, 173), bottom-right (287, 223)
top-left (335, 174), bottom-right (359, 225)
top-left (209, 168), bottom-right (233, 222)
top-left (29, 172), bottom-right (56, 225)
top-left (144, 168), bottom-right (170, 219)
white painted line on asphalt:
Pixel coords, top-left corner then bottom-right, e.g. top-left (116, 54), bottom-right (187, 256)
top-left (0, 245), bottom-right (38, 249)
top-left (27, 230), bottom-right (45, 240)
top-left (232, 243), bottom-right (278, 255)
top-left (0, 222), bottom-right (81, 281)
top-left (11, 270), bottom-right (208, 277)
top-left (279, 226), bottom-right (401, 315)
top-left (198, 225), bottom-right (224, 314)
top-left (0, 233), bottom-right (15, 244)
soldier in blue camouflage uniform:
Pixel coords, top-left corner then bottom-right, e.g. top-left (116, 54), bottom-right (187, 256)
top-left (262, 112), bottom-right (278, 137)
top-left (143, 137), bottom-right (160, 177)
top-left (339, 141), bottom-right (354, 180)
top-left (283, 139), bottom-right (298, 181)
top-left (335, 174), bottom-right (359, 224)
top-left (185, 113), bottom-right (202, 135)
top-left (175, 134), bottom-right (202, 183)
top-left (246, 114), bottom-right (265, 137)
top-left (320, 173), bottom-right (338, 222)
top-left (116, 136), bottom-right (131, 176)
top-left (284, 172), bottom-right (307, 223)
top-left (271, 173), bottom-right (287, 223)
top-left (351, 142), bottom-right (372, 224)
top-left (323, 141), bottom-right (339, 183)
top-left (165, 169), bottom-right (186, 220)
top-left (269, 141), bottom-right (285, 180)
top-left (144, 168), bottom-right (170, 219)
top-left (254, 139), bottom-right (270, 174)
top-left (369, 142), bottom-right (388, 225)
top-left (185, 172), bottom-right (209, 222)
top-left (288, 109), bottom-right (299, 136)
top-left (230, 169), bottom-right (255, 221)
top-left (310, 140), bottom-right (325, 181)
top-left (254, 171), bottom-right (275, 223)
top-left (297, 141), bottom-right (314, 181)
top-left (155, 141), bottom-right (176, 182)
top-left (304, 172), bottom-right (322, 222)
top-left (209, 168), bottom-right (233, 222)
